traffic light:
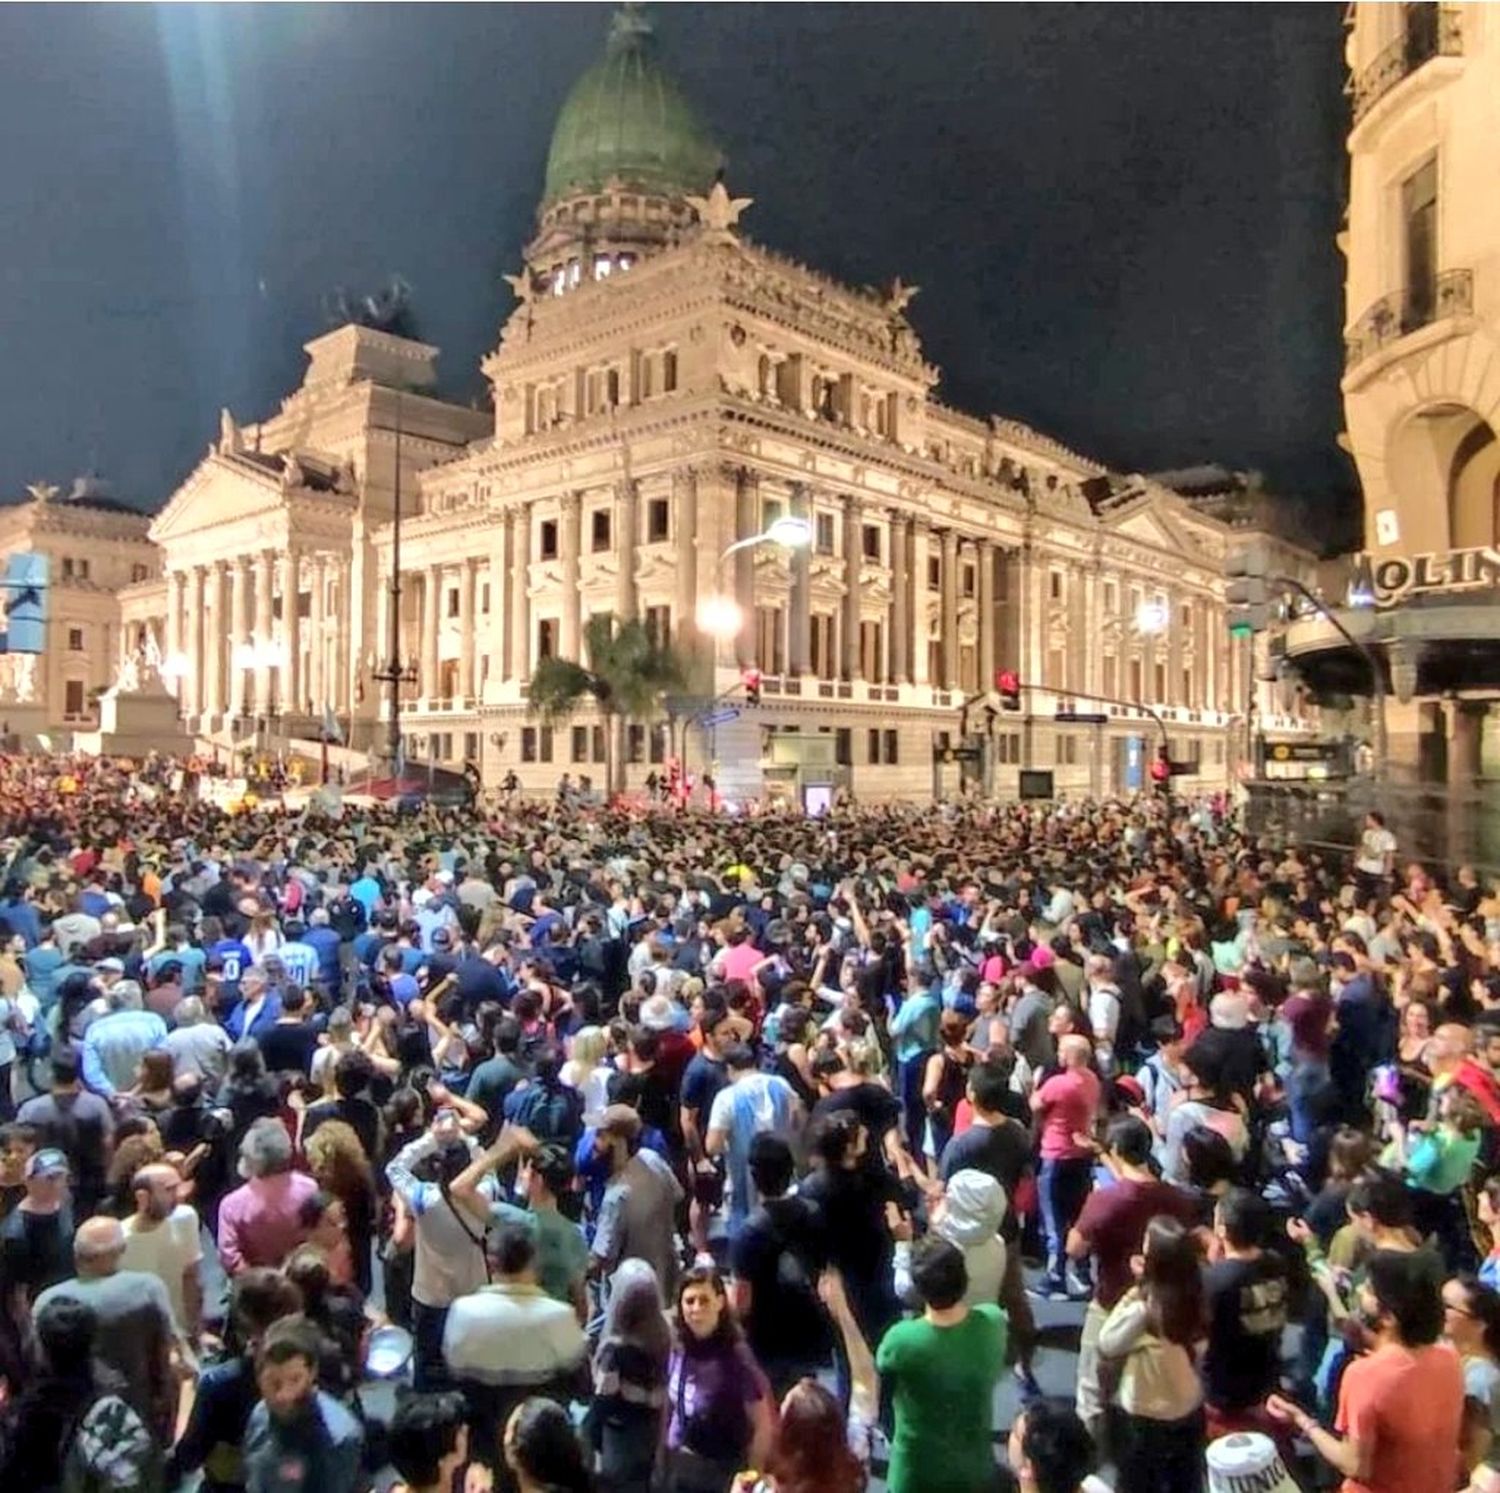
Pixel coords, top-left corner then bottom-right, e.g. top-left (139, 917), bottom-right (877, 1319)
top-left (1149, 744), bottom-right (1171, 792)
top-left (996, 668), bottom-right (1021, 712)
top-left (1225, 540), bottom-right (1271, 638)
top-left (741, 666), bottom-right (762, 706)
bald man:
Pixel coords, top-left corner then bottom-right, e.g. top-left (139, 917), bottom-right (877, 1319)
top-left (34, 1214), bottom-right (176, 1442)
top-left (1030, 1033), bottom-right (1102, 1298)
top-left (122, 1161), bottom-right (203, 1344)
top-left (1433, 1022), bottom-right (1500, 1126)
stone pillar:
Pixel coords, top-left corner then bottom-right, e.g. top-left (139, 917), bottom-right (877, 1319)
top-left (560, 491), bottom-right (582, 660)
top-left (889, 512), bottom-right (909, 684)
top-left (732, 469), bottom-right (756, 668)
top-left (842, 496), bottom-right (862, 681)
top-left (510, 506), bottom-right (531, 682)
top-left (977, 541), bottom-right (996, 696)
top-left (164, 569), bottom-right (184, 679)
top-left (281, 550), bottom-right (301, 715)
top-left (788, 484), bottom-right (812, 677)
top-left (459, 559), bottom-right (478, 702)
top-left (615, 481), bottom-right (639, 622)
top-left (674, 468), bottom-right (699, 650)
top-left (911, 521), bottom-right (931, 686)
top-left (310, 556), bottom-right (327, 708)
top-left (332, 559), bottom-right (350, 712)
top-left (253, 550), bottom-right (274, 714)
top-left (203, 562), bottom-right (225, 720)
top-left (228, 560), bottom-right (248, 717)
top-left (185, 566), bottom-right (206, 717)
top-left (421, 565), bottom-right (441, 701)
top-left (940, 528), bottom-right (959, 691)
top-left (489, 516), bottom-right (509, 690)
top-left (1450, 701), bottom-right (1485, 788)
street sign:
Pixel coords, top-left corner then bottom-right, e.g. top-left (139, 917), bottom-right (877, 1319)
top-left (1055, 710), bottom-right (1108, 725)
top-left (697, 707), bottom-right (740, 728)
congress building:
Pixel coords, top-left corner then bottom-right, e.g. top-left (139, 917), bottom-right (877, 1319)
top-left (43, 8), bottom-right (1316, 802)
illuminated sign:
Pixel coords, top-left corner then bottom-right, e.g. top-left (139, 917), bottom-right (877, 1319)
top-left (1350, 547), bottom-right (1500, 607)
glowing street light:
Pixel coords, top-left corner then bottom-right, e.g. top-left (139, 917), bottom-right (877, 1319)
top-left (698, 517), bottom-right (814, 642)
top-left (695, 593), bottom-right (744, 640)
top-left (1134, 598), bottom-right (1169, 636)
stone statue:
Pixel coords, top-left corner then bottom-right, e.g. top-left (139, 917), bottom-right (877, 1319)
top-left (0, 652), bottom-right (37, 704)
top-left (884, 276), bottom-right (920, 316)
top-left (25, 481), bottom-right (58, 506)
top-left (219, 408), bottom-right (242, 455)
top-left (111, 636), bottom-right (144, 695)
top-left (280, 452), bottom-right (306, 491)
top-left (686, 179), bottom-right (753, 240)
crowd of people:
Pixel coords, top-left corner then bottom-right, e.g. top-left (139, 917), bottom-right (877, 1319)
top-left (0, 751), bottom-right (1497, 1493)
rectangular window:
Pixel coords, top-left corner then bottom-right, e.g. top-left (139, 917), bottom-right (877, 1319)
top-left (1046, 646), bottom-right (1066, 690)
top-left (649, 724), bottom-right (668, 765)
top-left (662, 350), bottom-right (678, 393)
top-left (1056, 735), bottom-right (1078, 766)
top-left (591, 509), bottom-right (612, 551)
top-left (815, 513), bottom-right (836, 554)
top-left (537, 618), bottom-right (558, 660)
top-left (884, 729), bottom-right (899, 764)
top-left (835, 728), bottom-right (852, 767)
top-left (481, 584), bottom-right (491, 615)
top-left (862, 524), bottom-right (882, 562)
top-left (539, 519), bottom-right (559, 560)
top-left (447, 589), bottom-right (460, 619)
top-left (647, 498), bottom-right (669, 542)
top-left (1049, 570), bottom-right (1063, 601)
top-left (763, 498), bottom-right (784, 532)
top-left (1182, 667), bottom-right (1194, 706)
top-left (538, 726), bottom-right (554, 763)
top-left (995, 732), bottom-right (1021, 765)
top-left (1102, 654), bottom-right (1118, 699)
top-left (62, 558), bottom-right (75, 580)
top-left (644, 605), bottom-right (671, 649)
top-left (521, 726), bottom-right (538, 763)
top-left (962, 565), bottom-right (976, 599)
top-left (1130, 656), bottom-right (1144, 703)
top-left (464, 732), bottom-right (480, 763)
top-left (959, 643), bottom-right (977, 693)
top-left (571, 725), bottom-right (588, 763)
top-left (868, 728), bottom-right (881, 764)
top-left (591, 725), bottom-right (606, 762)
top-left (627, 724), bottom-right (645, 764)
top-left (928, 556), bottom-right (941, 591)
top-left (859, 620), bottom-right (883, 682)
top-left (756, 606), bottom-right (785, 675)
top-left (811, 613), bottom-right (836, 679)
top-left (1402, 155), bottom-right (1438, 325)
top-left (1154, 660), bottom-right (1168, 703)
top-left (67, 627), bottom-right (84, 651)
top-left (130, 564), bottom-right (148, 583)
top-left (65, 680), bottom-right (86, 717)
top-left (1104, 581), bottom-right (1117, 615)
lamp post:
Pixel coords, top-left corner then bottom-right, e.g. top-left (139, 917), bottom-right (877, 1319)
top-left (369, 390), bottom-right (420, 775)
top-left (233, 639), bottom-right (284, 757)
top-left (694, 515), bottom-right (813, 645)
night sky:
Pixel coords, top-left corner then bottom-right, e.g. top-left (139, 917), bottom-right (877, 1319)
top-left (0, 3), bottom-right (1355, 523)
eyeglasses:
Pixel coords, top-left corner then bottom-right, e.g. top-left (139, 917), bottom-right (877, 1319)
top-left (1443, 1297), bottom-right (1476, 1318)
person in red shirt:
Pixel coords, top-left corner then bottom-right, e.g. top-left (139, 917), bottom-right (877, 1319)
top-left (1066, 1114), bottom-right (1201, 1434)
top-left (1030, 1034), bottom-right (1101, 1300)
top-left (1269, 1248), bottom-right (1463, 1493)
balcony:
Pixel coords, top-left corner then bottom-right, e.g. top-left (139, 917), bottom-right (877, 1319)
top-left (1349, 6), bottom-right (1462, 126)
top-left (1343, 269), bottom-right (1473, 372)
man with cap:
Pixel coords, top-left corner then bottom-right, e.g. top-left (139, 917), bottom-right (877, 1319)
top-left (591, 1103), bottom-right (683, 1298)
top-left (0, 1146), bottom-right (75, 1312)
top-left (34, 1214), bottom-right (177, 1443)
top-left (80, 976), bottom-right (168, 1099)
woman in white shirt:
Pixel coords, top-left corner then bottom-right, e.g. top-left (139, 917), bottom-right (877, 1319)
top-left (559, 1025), bottom-right (612, 1125)
top-left (1098, 1215), bottom-right (1207, 1493)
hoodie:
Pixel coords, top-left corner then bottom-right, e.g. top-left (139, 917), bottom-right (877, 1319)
top-left (895, 1169), bottom-right (1008, 1308)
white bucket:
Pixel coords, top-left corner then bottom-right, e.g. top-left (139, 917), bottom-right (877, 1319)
top-left (1205, 1432), bottom-right (1301, 1493)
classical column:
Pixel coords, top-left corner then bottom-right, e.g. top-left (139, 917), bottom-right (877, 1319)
top-left (281, 549), bottom-right (301, 715)
top-left (458, 558), bottom-right (478, 702)
top-left (560, 491), bottom-right (582, 660)
top-left (310, 556), bottom-right (327, 709)
top-left (332, 559), bottom-right (350, 711)
top-left (185, 566), bottom-right (206, 717)
top-left (253, 550), bottom-right (274, 714)
top-left (1080, 565), bottom-right (1100, 698)
top-left (977, 541), bottom-right (996, 695)
top-left (202, 562), bottom-right (225, 720)
top-left (510, 505), bottom-right (531, 682)
top-left (842, 496), bottom-right (862, 681)
top-left (732, 468), bottom-right (756, 668)
top-left (164, 569), bottom-right (184, 678)
top-left (615, 481), bottom-right (639, 622)
top-left (911, 521), bottom-right (931, 685)
top-left (674, 468), bottom-right (699, 651)
top-left (787, 484), bottom-right (812, 677)
top-left (229, 559), bottom-right (249, 717)
top-left (940, 528), bottom-right (959, 691)
top-left (888, 512), bottom-right (909, 685)
top-left (490, 515), bottom-right (510, 688)
top-left (421, 565), bottom-right (441, 701)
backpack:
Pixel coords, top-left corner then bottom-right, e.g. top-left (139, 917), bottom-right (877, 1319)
top-left (328, 895), bottom-right (366, 940)
top-left (508, 1081), bottom-right (584, 1146)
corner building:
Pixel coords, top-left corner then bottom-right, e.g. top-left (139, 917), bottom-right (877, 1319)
top-left (132, 10), bottom-right (1312, 801)
top-left (1287, 2), bottom-right (1500, 784)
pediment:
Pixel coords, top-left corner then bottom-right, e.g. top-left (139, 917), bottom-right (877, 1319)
top-left (149, 452), bottom-right (285, 545)
top-left (1101, 501), bottom-right (1198, 561)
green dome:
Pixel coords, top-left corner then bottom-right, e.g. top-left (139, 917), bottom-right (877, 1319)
top-left (542, 7), bottom-right (719, 208)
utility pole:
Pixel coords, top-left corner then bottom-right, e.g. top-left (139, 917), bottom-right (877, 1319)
top-left (369, 392), bottom-right (417, 772)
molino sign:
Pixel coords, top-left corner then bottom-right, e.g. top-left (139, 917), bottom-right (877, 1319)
top-left (1352, 546), bottom-right (1500, 606)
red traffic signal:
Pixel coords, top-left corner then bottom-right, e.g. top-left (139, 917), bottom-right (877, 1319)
top-left (741, 667), bottom-right (762, 706)
top-left (1149, 756), bottom-right (1170, 782)
top-left (996, 669), bottom-right (1021, 711)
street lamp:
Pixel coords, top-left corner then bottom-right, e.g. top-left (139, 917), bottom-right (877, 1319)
top-left (1134, 598), bottom-right (1169, 636)
top-left (696, 517), bottom-right (814, 640)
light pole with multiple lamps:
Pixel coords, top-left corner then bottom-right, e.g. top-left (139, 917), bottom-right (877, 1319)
top-left (368, 391), bottom-right (420, 775)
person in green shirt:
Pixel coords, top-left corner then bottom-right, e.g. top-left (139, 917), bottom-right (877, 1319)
top-left (876, 1233), bottom-right (1008, 1493)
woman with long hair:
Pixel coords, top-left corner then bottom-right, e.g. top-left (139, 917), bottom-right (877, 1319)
top-left (1443, 1275), bottom-right (1500, 1474)
top-left (304, 1118), bottom-right (379, 1296)
top-left (217, 1040), bottom-right (282, 1155)
top-left (921, 1009), bottom-right (974, 1164)
top-left (589, 1258), bottom-right (671, 1492)
top-left (503, 1397), bottom-right (594, 1493)
top-left (284, 1244), bottom-right (368, 1405)
top-left (1098, 1215), bottom-right (1207, 1493)
top-left (666, 1266), bottom-right (774, 1493)
top-left (560, 1026), bottom-right (613, 1127)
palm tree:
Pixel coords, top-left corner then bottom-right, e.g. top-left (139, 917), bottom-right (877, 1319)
top-left (527, 612), bottom-right (686, 800)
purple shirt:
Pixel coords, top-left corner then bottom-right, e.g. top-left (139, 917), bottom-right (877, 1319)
top-left (217, 1169), bottom-right (318, 1274)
